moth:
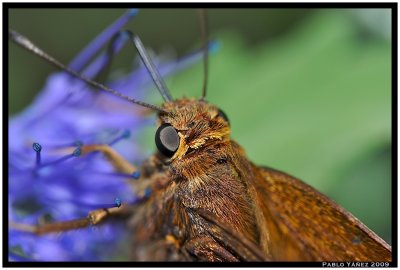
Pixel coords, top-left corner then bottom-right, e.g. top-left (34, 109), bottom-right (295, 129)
top-left (8, 9), bottom-right (392, 262)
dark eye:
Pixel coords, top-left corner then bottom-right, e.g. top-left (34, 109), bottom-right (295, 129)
top-left (155, 123), bottom-right (180, 157)
top-left (217, 109), bottom-right (229, 125)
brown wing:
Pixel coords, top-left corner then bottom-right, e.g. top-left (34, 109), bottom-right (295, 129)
top-left (194, 209), bottom-right (271, 261)
top-left (250, 165), bottom-right (391, 261)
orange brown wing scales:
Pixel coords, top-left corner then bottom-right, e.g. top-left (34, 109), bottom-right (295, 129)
top-left (251, 166), bottom-right (392, 261)
top-left (196, 209), bottom-right (271, 261)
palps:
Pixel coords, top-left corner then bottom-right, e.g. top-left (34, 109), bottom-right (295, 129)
top-left (8, 8), bottom-right (392, 262)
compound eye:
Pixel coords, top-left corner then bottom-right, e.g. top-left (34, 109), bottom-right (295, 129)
top-left (155, 123), bottom-right (180, 157)
top-left (217, 109), bottom-right (230, 125)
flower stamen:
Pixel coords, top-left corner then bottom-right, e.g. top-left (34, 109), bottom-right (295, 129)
top-left (32, 142), bottom-right (42, 166)
top-left (72, 197), bottom-right (123, 210)
top-left (108, 129), bottom-right (131, 146)
top-left (89, 170), bottom-right (141, 180)
top-left (36, 147), bottom-right (81, 169)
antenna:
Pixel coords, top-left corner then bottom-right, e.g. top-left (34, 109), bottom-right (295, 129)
top-left (124, 31), bottom-right (173, 102)
top-left (197, 9), bottom-right (209, 100)
top-left (9, 29), bottom-right (169, 114)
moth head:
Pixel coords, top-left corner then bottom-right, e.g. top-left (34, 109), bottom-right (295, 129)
top-left (155, 98), bottom-right (230, 160)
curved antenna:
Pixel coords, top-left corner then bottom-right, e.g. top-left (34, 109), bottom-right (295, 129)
top-left (125, 31), bottom-right (173, 102)
top-left (9, 29), bottom-right (169, 114)
top-left (197, 9), bottom-right (209, 100)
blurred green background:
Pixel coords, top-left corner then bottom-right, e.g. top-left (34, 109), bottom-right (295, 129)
top-left (9, 8), bottom-right (392, 244)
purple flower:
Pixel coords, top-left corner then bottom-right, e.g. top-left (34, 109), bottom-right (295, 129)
top-left (8, 9), bottom-right (215, 261)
